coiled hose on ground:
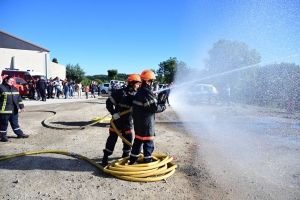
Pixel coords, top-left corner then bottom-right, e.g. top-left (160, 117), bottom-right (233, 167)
top-left (0, 109), bottom-right (177, 182)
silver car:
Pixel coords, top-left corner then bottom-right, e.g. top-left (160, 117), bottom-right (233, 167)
top-left (100, 83), bottom-right (110, 94)
top-left (187, 84), bottom-right (219, 104)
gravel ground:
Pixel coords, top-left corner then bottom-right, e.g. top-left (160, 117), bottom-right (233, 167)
top-left (0, 98), bottom-right (228, 200)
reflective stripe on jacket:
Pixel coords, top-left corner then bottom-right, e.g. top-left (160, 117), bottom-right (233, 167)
top-left (106, 87), bottom-right (136, 120)
top-left (0, 84), bottom-right (24, 114)
top-left (132, 82), bottom-right (166, 139)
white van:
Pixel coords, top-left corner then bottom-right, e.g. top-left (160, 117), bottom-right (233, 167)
top-left (110, 80), bottom-right (125, 85)
top-left (27, 70), bottom-right (47, 80)
top-left (110, 80), bottom-right (126, 88)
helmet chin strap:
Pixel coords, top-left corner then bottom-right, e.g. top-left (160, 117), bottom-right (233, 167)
top-left (148, 80), bottom-right (154, 86)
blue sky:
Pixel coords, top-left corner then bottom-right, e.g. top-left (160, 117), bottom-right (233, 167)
top-left (1, 0), bottom-right (299, 76)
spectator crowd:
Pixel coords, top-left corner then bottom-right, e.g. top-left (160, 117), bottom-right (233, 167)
top-left (26, 77), bottom-right (103, 101)
top-left (25, 77), bottom-right (173, 103)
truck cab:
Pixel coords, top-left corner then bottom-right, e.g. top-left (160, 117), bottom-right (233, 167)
top-left (1, 69), bottom-right (33, 82)
top-left (1, 69), bottom-right (46, 82)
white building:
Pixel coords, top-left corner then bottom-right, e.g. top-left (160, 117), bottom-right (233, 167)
top-left (0, 30), bottom-right (66, 79)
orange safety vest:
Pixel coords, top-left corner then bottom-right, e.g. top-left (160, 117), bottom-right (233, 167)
top-left (85, 86), bottom-right (89, 92)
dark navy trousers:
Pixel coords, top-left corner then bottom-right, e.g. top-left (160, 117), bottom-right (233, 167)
top-left (129, 138), bottom-right (154, 164)
top-left (0, 109), bottom-right (24, 137)
top-left (103, 118), bottom-right (133, 156)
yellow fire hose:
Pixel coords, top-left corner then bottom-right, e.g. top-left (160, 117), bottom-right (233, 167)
top-left (0, 109), bottom-right (177, 182)
top-left (39, 110), bottom-right (112, 130)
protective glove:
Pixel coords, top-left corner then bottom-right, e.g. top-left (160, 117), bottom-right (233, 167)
top-left (112, 112), bottom-right (120, 120)
top-left (160, 104), bottom-right (167, 112)
top-left (157, 93), bottom-right (166, 104)
top-left (159, 99), bottom-right (166, 104)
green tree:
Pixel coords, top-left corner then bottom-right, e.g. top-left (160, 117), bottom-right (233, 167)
top-left (94, 79), bottom-right (103, 84)
top-left (202, 39), bottom-right (262, 103)
top-left (107, 70), bottom-right (118, 80)
top-left (204, 39), bottom-right (261, 74)
top-left (157, 57), bottom-right (178, 83)
top-left (66, 63), bottom-right (86, 82)
top-left (52, 58), bottom-right (58, 64)
top-left (86, 74), bottom-right (110, 83)
top-left (81, 77), bottom-right (91, 87)
top-left (116, 73), bottom-right (128, 81)
top-left (174, 61), bottom-right (190, 83)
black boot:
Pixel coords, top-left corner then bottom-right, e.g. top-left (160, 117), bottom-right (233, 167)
top-left (128, 156), bottom-right (137, 165)
top-left (101, 155), bottom-right (108, 167)
top-left (122, 152), bottom-right (130, 158)
top-left (17, 134), bottom-right (29, 138)
top-left (0, 136), bottom-right (8, 142)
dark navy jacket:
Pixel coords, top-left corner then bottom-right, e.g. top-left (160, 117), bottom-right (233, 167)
top-left (106, 87), bottom-right (137, 121)
top-left (132, 82), bottom-right (166, 140)
top-left (0, 83), bottom-right (24, 114)
top-left (36, 79), bottom-right (47, 90)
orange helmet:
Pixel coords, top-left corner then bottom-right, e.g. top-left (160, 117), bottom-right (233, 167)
top-left (140, 70), bottom-right (156, 81)
top-left (127, 74), bottom-right (141, 82)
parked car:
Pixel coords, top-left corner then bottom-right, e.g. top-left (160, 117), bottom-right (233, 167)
top-left (100, 83), bottom-right (110, 94)
top-left (186, 84), bottom-right (219, 105)
top-left (1, 75), bottom-right (30, 98)
top-left (158, 84), bottom-right (164, 90)
top-left (109, 80), bottom-right (126, 89)
top-left (118, 81), bottom-right (125, 86)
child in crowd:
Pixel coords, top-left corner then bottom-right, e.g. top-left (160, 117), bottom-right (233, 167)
top-left (85, 86), bottom-right (89, 99)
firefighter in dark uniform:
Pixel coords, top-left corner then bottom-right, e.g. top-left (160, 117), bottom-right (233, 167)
top-left (129, 70), bottom-right (166, 165)
top-left (101, 74), bottom-right (141, 166)
top-left (27, 79), bottom-right (36, 100)
top-left (36, 76), bottom-right (47, 101)
top-left (0, 76), bottom-right (29, 142)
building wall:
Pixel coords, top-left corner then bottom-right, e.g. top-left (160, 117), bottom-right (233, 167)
top-left (0, 47), bottom-right (51, 77)
top-left (50, 62), bottom-right (66, 80)
top-left (0, 31), bottom-right (66, 80)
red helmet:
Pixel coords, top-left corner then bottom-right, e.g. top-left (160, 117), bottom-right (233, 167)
top-left (127, 74), bottom-right (141, 82)
top-left (140, 70), bottom-right (156, 81)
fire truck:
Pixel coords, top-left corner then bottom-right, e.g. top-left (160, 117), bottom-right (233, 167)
top-left (1, 69), bottom-right (46, 82)
top-left (1, 75), bottom-right (30, 98)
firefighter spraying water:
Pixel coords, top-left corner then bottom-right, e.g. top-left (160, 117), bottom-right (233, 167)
top-left (101, 74), bottom-right (142, 166)
top-left (129, 70), bottom-right (167, 165)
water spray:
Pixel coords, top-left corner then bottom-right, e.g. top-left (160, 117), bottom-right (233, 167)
top-left (155, 53), bottom-right (300, 94)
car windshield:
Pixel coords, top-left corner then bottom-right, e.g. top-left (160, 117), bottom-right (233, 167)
top-left (33, 75), bottom-right (47, 80)
top-left (15, 78), bottom-right (27, 85)
top-left (25, 75), bottom-right (32, 82)
top-left (203, 86), bottom-right (211, 91)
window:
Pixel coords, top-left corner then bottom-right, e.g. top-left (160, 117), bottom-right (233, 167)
top-left (16, 78), bottom-right (27, 85)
